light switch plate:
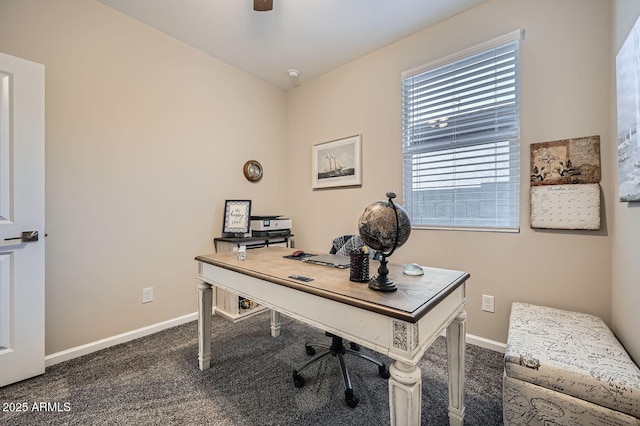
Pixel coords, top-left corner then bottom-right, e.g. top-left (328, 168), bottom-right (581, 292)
top-left (142, 287), bottom-right (153, 304)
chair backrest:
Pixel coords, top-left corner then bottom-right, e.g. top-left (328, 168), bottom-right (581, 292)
top-left (330, 235), bottom-right (364, 256)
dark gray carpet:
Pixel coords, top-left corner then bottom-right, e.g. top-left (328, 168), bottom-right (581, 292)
top-left (0, 312), bottom-right (503, 425)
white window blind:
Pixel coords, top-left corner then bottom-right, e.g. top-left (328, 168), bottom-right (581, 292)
top-left (402, 31), bottom-right (522, 231)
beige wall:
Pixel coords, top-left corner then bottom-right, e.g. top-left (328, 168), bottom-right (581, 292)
top-left (612, 0), bottom-right (640, 363)
top-left (0, 0), bottom-right (635, 358)
top-left (0, 0), bottom-right (287, 354)
top-left (286, 0), bottom-right (613, 344)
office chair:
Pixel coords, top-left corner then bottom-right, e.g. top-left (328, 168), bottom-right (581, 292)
top-left (292, 235), bottom-right (390, 408)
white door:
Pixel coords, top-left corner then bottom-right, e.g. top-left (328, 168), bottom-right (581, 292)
top-left (0, 51), bottom-right (45, 387)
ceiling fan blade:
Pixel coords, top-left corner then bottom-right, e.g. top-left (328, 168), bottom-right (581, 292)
top-left (254, 0), bottom-right (273, 12)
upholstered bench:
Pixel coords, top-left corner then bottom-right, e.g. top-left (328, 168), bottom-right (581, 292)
top-left (503, 302), bottom-right (640, 425)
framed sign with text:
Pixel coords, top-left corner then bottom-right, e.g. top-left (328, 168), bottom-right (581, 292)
top-left (222, 200), bottom-right (252, 236)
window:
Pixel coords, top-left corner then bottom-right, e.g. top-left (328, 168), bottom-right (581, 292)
top-left (402, 30), bottom-right (522, 231)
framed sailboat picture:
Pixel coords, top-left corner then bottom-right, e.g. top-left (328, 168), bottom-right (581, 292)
top-left (312, 134), bottom-right (362, 189)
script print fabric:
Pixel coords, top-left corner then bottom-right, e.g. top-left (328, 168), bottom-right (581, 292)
top-left (504, 302), bottom-right (640, 421)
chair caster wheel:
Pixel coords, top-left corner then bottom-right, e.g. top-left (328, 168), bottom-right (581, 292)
top-left (292, 371), bottom-right (305, 388)
top-left (345, 389), bottom-right (359, 408)
top-left (349, 342), bottom-right (360, 351)
top-left (379, 364), bottom-right (390, 379)
top-left (305, 345), bottom-right (316, 356)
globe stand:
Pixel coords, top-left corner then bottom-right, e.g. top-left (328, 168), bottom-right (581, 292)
top-left (360, 190), bottom-right (410, 293)
top-left (368, 254), bottom-right (397, 292)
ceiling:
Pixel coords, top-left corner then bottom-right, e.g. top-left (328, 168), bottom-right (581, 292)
top-left (98, 0), bottom-right (487, 91)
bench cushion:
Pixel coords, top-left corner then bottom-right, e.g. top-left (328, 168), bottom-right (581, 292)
top-left (505, 302), bottom-right (640, 419)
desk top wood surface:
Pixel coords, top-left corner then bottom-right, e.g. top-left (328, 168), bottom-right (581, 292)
top-left (196, 246), bottom-right (469, 323)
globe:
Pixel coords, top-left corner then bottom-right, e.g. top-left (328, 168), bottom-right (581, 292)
top-left (357, 191), bottom-right (412, 292)
top-left (358, 193), bottom-right (411, 255)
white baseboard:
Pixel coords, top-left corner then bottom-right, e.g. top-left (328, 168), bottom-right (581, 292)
top-left (438, 330), bottom-right (506, 353)
top-left (45, 312), bottom-right (198, 367)
top-left (45, 312), bottom-right (506, 367)
top-left (466, 333), bottom-right (506, 353)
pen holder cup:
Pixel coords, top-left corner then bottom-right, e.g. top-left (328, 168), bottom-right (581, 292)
top-left (350, 253), bottom-right (370, 283)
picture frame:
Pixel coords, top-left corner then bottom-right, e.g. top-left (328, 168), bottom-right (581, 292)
top-left (222, 200), bottom-right (252, 236)
top-left (312, 134), bottom-right (362, 189)
top-left (616, 15), bottom-right (640, 202)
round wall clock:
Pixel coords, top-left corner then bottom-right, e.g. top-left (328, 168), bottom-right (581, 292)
top-left (243, 160), bottom-right (263, 182)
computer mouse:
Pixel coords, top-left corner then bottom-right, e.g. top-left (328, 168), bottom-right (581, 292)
top-left (291, 250), bottom-right (305, 257)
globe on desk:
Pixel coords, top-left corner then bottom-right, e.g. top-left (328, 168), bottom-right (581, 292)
top-left (358, 191), bottom-right (411, 292)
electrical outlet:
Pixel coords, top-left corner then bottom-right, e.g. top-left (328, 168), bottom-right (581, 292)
top-left (142, 287), bottom-right (153, 304)
top-left (482, 294), bottom-right (495, 313)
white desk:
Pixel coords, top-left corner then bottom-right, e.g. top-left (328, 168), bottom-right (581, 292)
top-left (195, 247), bottom-right (469, 426)
top-left (213, 236), bottom-right (291, 322)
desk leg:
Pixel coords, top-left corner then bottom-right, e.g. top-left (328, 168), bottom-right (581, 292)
top-left (446, 309), bottom-right (467, 426)
top-left (198, 282), bottom-right (213, 371)
top-left (388, 360), bottom-right (422, 426)
top-left (270, 310), bottom-right (281, 337)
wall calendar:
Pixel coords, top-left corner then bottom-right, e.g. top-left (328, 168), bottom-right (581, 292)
top-left (530, 136), bottom-right (601, 230)
top-left (530, 183), bottom-right (600, 230)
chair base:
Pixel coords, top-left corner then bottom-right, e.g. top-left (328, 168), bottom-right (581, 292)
top-left (292, 333), bottom-right (390, 408)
